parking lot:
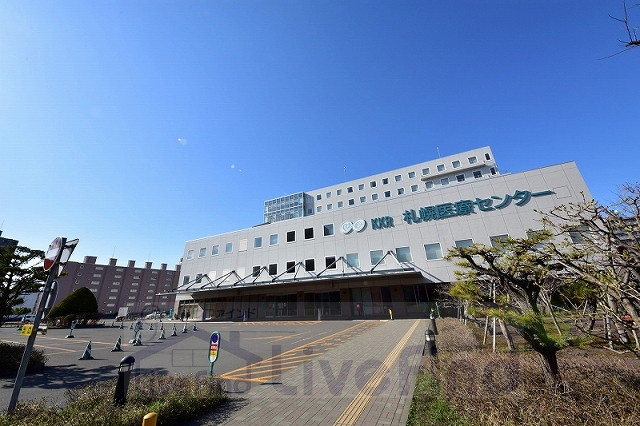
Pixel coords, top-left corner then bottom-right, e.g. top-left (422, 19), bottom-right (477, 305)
top-left (1, 318), bottom-right (427, 425)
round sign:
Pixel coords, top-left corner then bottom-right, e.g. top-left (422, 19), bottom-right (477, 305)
top-left (44, 237), bottom-right (63, 272)
top-left (353, 219), bottom-right (367, 232)
top-left (340, 221), bottom-right (354, 234)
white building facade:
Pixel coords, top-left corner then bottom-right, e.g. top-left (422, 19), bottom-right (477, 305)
top-left (174, 147), bottom-right (591, 321)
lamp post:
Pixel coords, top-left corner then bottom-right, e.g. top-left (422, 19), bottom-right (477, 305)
top-left (113, 355), bottom-right (135, 406)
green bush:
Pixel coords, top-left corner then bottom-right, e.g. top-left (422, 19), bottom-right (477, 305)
top-left (47, 287), bottom-right (98, 319)
top-left (0, 373), bottom-right (226, 426)
top-left (0, 342), bottom-right (47, 376)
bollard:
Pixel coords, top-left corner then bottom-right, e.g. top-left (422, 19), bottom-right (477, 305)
top-left (142, 412), bottom-right (157, 426)
top-left (171, 324), bottom-right (178, 336)
top-left (113, 355), bottom-right (135, 406)
top-left (158, 329), bottom-right (166, 340)
top-left (429, 313), bottom-right (438, 335)
top-left (388, 309), bottom-right (393, 320)
top-left (423, 329), bottom-right (437, 357)
top-left (192, 323), bottom-right (198, 331)
top-left (182, 324), bottom-right (188, 333)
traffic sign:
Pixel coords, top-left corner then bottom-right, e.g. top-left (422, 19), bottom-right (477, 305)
top-left (43, 237), bottom-right (64, 272)
top-left (209, 331), bottom-right (220, 363)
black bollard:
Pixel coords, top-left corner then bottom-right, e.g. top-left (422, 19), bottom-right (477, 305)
top-left (423, 329), bottom-right (437, 357)
top-left (113, 355), bottom-right (135, 406)
top-left (429, 313), bottom-right (438, 335)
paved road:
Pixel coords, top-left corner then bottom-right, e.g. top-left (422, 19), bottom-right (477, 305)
top-left (1, 318), bottom-right (428, 425)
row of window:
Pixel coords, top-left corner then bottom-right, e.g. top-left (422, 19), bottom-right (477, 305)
top-left (188, 224), bottom-right (339, 259)
top-left (184, 234), bottom-right (512, 285)
top-left (314, 154), bottom-right (491, 201)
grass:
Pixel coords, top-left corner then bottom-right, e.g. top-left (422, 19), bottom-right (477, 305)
top-left (0, 373), bottom-right (226, 426)
top-left (408, 317), bottom-right (640, 426)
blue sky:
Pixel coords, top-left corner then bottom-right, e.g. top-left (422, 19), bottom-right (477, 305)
top-left (2, 1), bottom-right (639, 268)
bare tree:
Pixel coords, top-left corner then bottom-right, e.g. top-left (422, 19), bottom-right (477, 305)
top-left (604, 1), bottom-right (640, 58)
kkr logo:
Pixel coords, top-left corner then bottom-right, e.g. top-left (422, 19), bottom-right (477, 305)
top-left (340, 219), bottom-right (367, 234)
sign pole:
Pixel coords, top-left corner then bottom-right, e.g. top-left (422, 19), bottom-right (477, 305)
top-left (8, 237), bottom-right (76, 412)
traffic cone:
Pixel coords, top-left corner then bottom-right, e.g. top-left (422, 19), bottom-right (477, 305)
top-left (160, 323), bottom-right (164, 331)
top-left (129, 323), bottom-right (134, 330)
top-left (66, 328), bottom-right (75, 339)
top-left (111, 336), bottom-right (123, 352)
top-left (133, 332), bottom-right (143, 346)
top-left (192, 323), bottom-right (198, 331)
top-left (171, 324), bottom-right (178, 336)
top-left (79, 341), bottom-right (94, 360)
top-left (182, 323), bottom-right (188, 333)
top-left (119, 322), bottom-right (124, 329)
top-left (158, 329), bottom-right (166, 340)
top-left (149, 323), bottom-right (154, 330)
top-left (110, 321), bottom-right (115, 328)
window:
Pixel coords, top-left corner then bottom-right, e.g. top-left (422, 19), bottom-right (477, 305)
top-left (338, 201), bottom-right (344, 208)
top-left (384, 191), bottom-right (391, 198)
top-left (326, 192), bottom-right (331, 198)
top-left (225, 242), bottom-right (233, 253)
top-left (239, 239), bottom-right (248, 252)
top-left (396, 246), bottom-right (412, 262)
top-left (370, 250), bottom-right (385, 265)
top-left (452, 160), bottom-right (461, 168)
top-left (408, 171), bottom-right (416, 178)
top-left (360, 196), bottom-right (366, 203)
top-left (370, 181), bottom-right (377, 188)
top-left (527, 230), bottom-right (547, 249)
top-left (347, 186), bottom-right (353, 193)
top-left (325, 256), bottom-right (336, 269)
top-left (211, 245), bottom-right (219, 255)
top-left (270, 234), bottom-right (278, 245)
top-left (252, 266), bottom-right (261, 277)
top-left (196, 274), bottom-right (203, 283)
top-left (327, 203), bottom-right (333, 210)
top-left (268, 264), bottom-right (278, 275)
top-left (346, 253), bottom-right (360, 268)
top-left (437, 164), bottom-right (445, 172)
top-left (485, 153), bottom-right (491, 160)
top-left (316, 194), bottom-right (321, 200)
top-left (254, 237), bottom-right (262, 248)
top-left (324, 224), bottom-right (334, 236)
top-left (455, 239), bottom-right (474, 248)
top-left (490, 234), bottom-right (509, 249)
top-left (304, 227), bottom-right (314, 239)
top-left (358, 183), bottom-right (364, 190)
top-left (440, 177), bottom-right (449, 185)
top-left (422, 167), bottom-right (430, 175)
top-left (337, 189), bottom-right (342, 195)
top-left (490, 167), bottom-right (497, 175)
top-left (473, 170), bottom-right (482, 179)
top-left (287, 231), bottom-right (296, 242)
top-left (382, 177), bottom-right (389, 185)
top-left (425, 181), bottom-right (434, 189)
top-left (372, 193), bottom-right (378, 200)
top-left (304, 258), bottom-right (315, 271)
top-left (424, 243), bottom-right (443, 260)
top-left (286, 261), bottom-right (296, 273)
top-left (348, 199), bottom-right (355, 206)
top-left (468, 156), bottom-right (477, 164)
top-left (198, 248), bottom-right (206, 258)
top-left (411, 184), bottom-right (418, 192)
top-left (397, 188), bottom-right (405, 195)
top-left (395, 174), bottom-right (401, 182)
top-left (569, 226), bottom-right (588, 244)
top-left (186, 250), bottom-right (194, 260)
top-left (316, 206), bottom-right (322, 213)
top-left (456, 174), bottom-right (465, 182)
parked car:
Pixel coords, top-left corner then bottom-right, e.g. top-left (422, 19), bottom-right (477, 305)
top-left (21, 314), bottom-right (37, 324)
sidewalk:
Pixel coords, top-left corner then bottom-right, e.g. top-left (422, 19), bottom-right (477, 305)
top-left (188, 319), bottom-right (427, 426)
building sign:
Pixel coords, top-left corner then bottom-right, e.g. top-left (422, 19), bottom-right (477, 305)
top-left (341, 219), bottom-right (367, 234)
top-left (371, 216), bottom-right (394, 230)
top-left (402, 189), bottom-right (554, 225)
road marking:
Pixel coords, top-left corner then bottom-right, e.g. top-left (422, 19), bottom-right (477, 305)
top-left (333, 320), bottom-right (421, 426)
top-left (219, 321), bottom-right (380, 383)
